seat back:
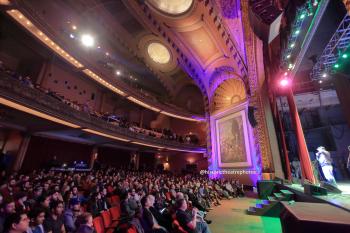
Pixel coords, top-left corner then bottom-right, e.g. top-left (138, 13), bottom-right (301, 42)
top-left (127, 225), bottom-right (137, 233)
top-left (109, 206), bottom-right (121, 220)
top-left (165, 192), bottom-right (172, 201)
top-left (93, 216), bottom-right (105, 233)
top-left (110, 195), bottom-right (120, 206)
top-left (101, 210), bottom-right (112, 227)
top-left (172, 220), bottom-right (188, 233)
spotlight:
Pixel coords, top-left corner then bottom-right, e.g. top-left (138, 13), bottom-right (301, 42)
top-left (105, 52), bottom-right (109, 56)
top-left (279, 78), bottom-right (290, 88)
top-left (81, 34), bottom-right (94, 47)
top-left (322, 73), bottom-right (327, 78)
top-left (290, 43), bottom-right (295, 48)
top-left (295, 30), bottom-right (300, 35)
top-left (284, 72), bottom-right (288, 76)
top-left (286, 54), bottom-right (291, 59)
top-left (319, 80), bottom-right (323, 84)
top-left (334, 63), bottom-right (339, 69)
top-left (300, 13), bottom-right (306, 19)
top-left (72, 25), bottom-right (77, 30)
top-left (116, 70), bottom-right (121, 76)
top-left (342, 53), bottom-right (348, 59)
top-left (69, 34), bottom-right (75, 39)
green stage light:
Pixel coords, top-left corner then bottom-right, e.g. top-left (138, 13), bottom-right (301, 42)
top-left (295, 30), bottom-right (300, 35)
top-left (334, 64), bottom-right (339, 68)
top-left (300, 14), bottom-right (306, 19)
top-left (342, 54), bottom-right (348, 59)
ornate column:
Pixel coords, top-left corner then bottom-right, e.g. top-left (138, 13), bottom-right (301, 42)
top-left (287, 89), bottom-right (315, 184)
top-left (89, 146), bottom-right (98, 170)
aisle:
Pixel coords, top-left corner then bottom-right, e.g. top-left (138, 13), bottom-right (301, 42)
top-left (206, 198), bottom-right (282, 233)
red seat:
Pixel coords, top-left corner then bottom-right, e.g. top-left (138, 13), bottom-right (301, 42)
top-left (93, 216), bottom-right (105, 233)
top-left (109, 206), bottom-right (121, 221)
top-left (101, 210), bottom-right (118, 229)
top-left (165, 192), bottom-right (172, 201)
top-left (110, 195), bottom-right (120, 206)
top-left (127, 225), bottom-right (137, 233)
top-left (172, 220), bottom-right (188, 233)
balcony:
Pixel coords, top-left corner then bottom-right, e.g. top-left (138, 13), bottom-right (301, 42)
top-left (0, 72), bottom-right (206, 153)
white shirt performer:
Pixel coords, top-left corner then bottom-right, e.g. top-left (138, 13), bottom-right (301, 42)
top-left (316, 146), bottom-right (336, 185)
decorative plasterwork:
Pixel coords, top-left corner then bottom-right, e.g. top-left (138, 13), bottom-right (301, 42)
top-left (212, 78), bottom-right (247, 114)
top-left (146, 0), bottom-right (194, 15)
top-left (241, 0), bottom-right (273, 173)
top-left (147, 42), bottom-right (171, 64)
top-left (138, 34), bottom-right (177, 73)
top-left (175, 21), bottom-right (224, 69)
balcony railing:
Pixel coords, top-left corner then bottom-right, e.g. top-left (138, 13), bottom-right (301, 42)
top-left (0, 73), bottom-right (206, 152)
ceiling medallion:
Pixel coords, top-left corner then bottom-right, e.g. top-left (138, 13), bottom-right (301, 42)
top-left (147, 42), bottom-right (171, 64)
top-left (147, 0), bottom-right (193, 15)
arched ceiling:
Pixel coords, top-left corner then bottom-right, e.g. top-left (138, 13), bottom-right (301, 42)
top-left (7, 0), bottom-right (249, 116)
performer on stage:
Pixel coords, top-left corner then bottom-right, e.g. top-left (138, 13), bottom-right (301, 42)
top-left (316, 146), bottom-right (336, 185)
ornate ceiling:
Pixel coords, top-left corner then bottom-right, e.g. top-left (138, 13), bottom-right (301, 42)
top-left (6, 0), bottom-right (249, 117)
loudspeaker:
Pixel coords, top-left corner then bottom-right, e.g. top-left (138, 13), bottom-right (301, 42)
top-left (248, 1), bottom-right (283, 43)
top-left (248, 106), bottom-right (258, 127)
top-left (320, 181), bottom-right (342, 194)
top-left (304, 184), bottom-right (328, 196)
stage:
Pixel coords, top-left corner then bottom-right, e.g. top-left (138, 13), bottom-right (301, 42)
top-left (280, 182), bottom-right (350, 212)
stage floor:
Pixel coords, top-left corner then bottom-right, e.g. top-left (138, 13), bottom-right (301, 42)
top-left (285, 182), bottom-right (350, 211)
top-left (207, 198), bottom-right (282, 233)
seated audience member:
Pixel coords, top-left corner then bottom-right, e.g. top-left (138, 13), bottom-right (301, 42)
top-left (14, 192), bottom-right (29, 213)
top-left (3, 212), bottom-right (30, 233)
top-left (141, 195), bottom-right (168, 233)
top-left (120, 191), bottom-right (136, 221)
top-left (43, 200), bottom-right (65, 233)
top-left (175, 199), bottom-right (211, 233)
top-left (0, 198), bottom-right (16, 233)
top-left (75, 212), bottom-right (94, 233)
top-left (63, 198), bottom-right (81, 233)
top-left (88, 192), bottom-right (107, 217)
top-left (27, 208), bottom-right (45, 233)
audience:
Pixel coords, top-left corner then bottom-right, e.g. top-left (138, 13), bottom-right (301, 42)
top-left (0, 165), bottom-right (244, 233)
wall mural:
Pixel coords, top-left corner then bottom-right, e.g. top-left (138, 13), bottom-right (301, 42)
top-left (215, 108), bottom-right (252, 168)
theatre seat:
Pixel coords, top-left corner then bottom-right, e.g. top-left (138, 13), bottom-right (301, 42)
top-left (93, 216), bottom-right (105, 233)
top-left (127, 225), bottom-right (137, 233)
top-left (109, 206), bottom-right (121, 221)
top-left (110, 195), bottom-right (120, 206)
top-left (172, 220), bottom-right (188, 233)
top-left (165, 192), bottom-right (172, 201)
top-left (101, 210), bottom-right (118, 229)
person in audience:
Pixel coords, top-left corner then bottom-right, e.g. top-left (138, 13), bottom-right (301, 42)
top-left (175, 199), bottom-right (211, 233)
top-left (88, 192), bottom-right (107, 217)
top-left (63, 198), bottom-right (81, 233)
top-left (75, 212), bottom-right (94, 233)
top-left (141, 195), bottom-right (168, 233)
top-left (43, 200), bottom-right (66, 233)
top-left (0, 198), bottom-right (17, 233)
top-left (27, 208), bottom-right (45, 233)
top-left (3, 212), bottom-right (29, 233)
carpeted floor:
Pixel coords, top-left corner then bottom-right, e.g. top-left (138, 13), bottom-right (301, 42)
top-left (206, 198), bottom-right (282, 233)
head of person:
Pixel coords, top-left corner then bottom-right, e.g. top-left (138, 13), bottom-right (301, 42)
top-left (38, 195), bottom-right (50, 208)
top-left (141, 195), bottom-right (154, 208)
top-left (1, 198), bottom-right (16, 215)
top-left (3, 212), bottom-right (29, 233)
top-left (317, 146), bottom-right (325, 152)
top-left (28, 208), bottom-right (45, 226)
top-left (76, 212), bottom-right (93, 228)
top-left (175, 198), bottom-right (187, 211)
top-left (69, 198), bottom-right (81, 216)
top-left (49, 200), bottom-right (64, 216)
